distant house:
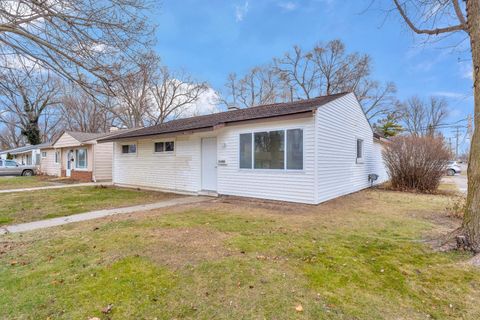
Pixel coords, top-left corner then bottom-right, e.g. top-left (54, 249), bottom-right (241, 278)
top-left (0, 143), bottom-right (51, 166)
top-left (99, 92), bottom-right (389, 204)
top-left (40, 129), bottom-right (132, 182)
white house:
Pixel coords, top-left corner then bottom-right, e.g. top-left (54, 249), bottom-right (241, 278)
top-left (99, 93), bottom-right (389, 204)
top-left (40, 129), bottom-right (133, 182)
top-left (0, 143), bottom-right (51, 166)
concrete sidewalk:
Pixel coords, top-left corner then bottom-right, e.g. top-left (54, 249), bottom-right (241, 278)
top-left (0, 196), bottom-right (210, 234)
top-left (0, 181), bottom-right (113, 194)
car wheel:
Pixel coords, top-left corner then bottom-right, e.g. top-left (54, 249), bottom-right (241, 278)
top-left (22, 170), bottom-right (34, 176)
top-left (447, 169), bottom-right (455, 176)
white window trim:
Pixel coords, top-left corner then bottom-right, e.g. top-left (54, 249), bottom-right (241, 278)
top-left (120, 143), bottom-right (138, 156)
top-left (41, 151), bottom-right (47, 159)
top-left (356, 137), bottom-right (364, 164)
top-left (238, 126), bottom-right (305, 172)
top-left (153, 139), bottom-right (176, 155)
top-left (54, 151), bottom-right (60, 164)
top-left (75, 148), bottom-right (88, 170)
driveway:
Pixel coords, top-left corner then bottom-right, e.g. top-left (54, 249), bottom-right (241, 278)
top-left (450, 174), bottom-right (468, 194)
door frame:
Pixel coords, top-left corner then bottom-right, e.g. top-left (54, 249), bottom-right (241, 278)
top-left (66, 150), bottom-right (74, 177)
top-left (201, 137), bottom-right (218, 192)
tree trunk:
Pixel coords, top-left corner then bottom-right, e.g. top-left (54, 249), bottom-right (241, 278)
top-left (463, 0), bottom-right (480, 252)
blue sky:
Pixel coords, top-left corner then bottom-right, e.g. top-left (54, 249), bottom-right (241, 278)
top-left (152, 0), bottom-right (473, 151)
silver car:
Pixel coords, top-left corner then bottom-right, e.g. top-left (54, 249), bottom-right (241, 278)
top-left (0, 159), bottom-right (36, 176)
top-left (446, 161), bottom-right (462, 176)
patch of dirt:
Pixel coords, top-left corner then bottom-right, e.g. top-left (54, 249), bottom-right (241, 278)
top-left (142, 227), bottom-right (236, 268)
top-left (216, 196), bottom-right (313, 214)
top-left (0, 240), bottom-right (29, 256)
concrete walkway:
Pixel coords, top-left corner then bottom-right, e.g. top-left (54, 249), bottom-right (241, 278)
top-left (0, 196), bottom-right (210, 234)
top-left (0, 181), bottom-right (113, 194)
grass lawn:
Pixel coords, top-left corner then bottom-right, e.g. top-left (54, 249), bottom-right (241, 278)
top-left (1, 188), bottom-right (480, 319)
top-left (0, 186), bottom-right (178, 225)
top-left (0, 176), bottom-right (60, 190)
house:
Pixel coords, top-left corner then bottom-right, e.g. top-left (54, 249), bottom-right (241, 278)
top-left (99, 92), bottom-right (389, 204)
top-left (0, 143), bottom-right (51, 166)
top-left (40, 129), bottom-right (132, 182)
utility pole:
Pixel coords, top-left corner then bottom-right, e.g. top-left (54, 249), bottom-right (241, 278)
top-left (451, 126), bottom-right (463, 159)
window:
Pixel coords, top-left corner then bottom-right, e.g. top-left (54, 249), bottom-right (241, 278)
top-left (122, 144), bottom-right (136, 154)
top-left (54, 151), bottom-right (60, 164)
top-left (356, 138), bottom-right (364, 162)
top-left (154, 141), bottom-right (174, 153)
top-left (75, 148), bottom-right (87, 169)
top-left (287, 129), bottom-right (303, 170)
top-left (5, 160), bottom-right (17, 167)
top-left (239, 134), bottom-right (252, 169)
top-left (41, 151), bottom-right (47, 158)
top-left (254, 130), bottom-right (285, 169)
top-left (239, 129), bottom-right (303, 170)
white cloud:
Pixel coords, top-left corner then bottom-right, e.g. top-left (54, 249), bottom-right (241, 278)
top-left (178, 87), bottom-right (221, 118)
top-left (235, 1), bottom-right (249, 22)
top-left (431, 91), bottom-right (465, 99)
top-left (278, 1), bottom-right (297, 11)
top-left (459, 61), bottom-right (473, 80)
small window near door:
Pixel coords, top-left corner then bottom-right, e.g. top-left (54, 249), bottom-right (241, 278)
top-left (356, 139), bottom-right (364, 163)
top-left (41, 151), bottom-right (47, 158)
top-left (154, 141), bottom-right (174, 153)
top-left (75, 148), bottom-right (87, 169)
top-left (122, 144), bottom-right (136, 154)
top-left (54, 151), bottom-right (60, 164)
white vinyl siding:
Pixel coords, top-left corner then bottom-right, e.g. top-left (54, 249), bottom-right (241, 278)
top-left (217, 117), bottom-right (316, 204)
top-left (40, 149), bottom-right (61, 176)
top-left (93, 142), bottom-right (114, 181)
top-left (315, 93), bottom-right (386, 203)
top-left (113, 136), bottom-right (201, 193)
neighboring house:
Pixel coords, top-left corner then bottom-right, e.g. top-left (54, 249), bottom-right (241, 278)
top-left (0, 143), bottom-right (51, 166)
top-left (40, 129), bottom-right (133, 182)
top-left (100, 92), bottom-right (389, 204)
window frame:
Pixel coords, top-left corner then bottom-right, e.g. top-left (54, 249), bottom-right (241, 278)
top-left (356, 138), bottom-right (364, 164)
top-left (153, 140), bottom-right (175, 154)
top-left (41, 151), bottom-right (47, 159)
top-left (120, 143), bottom-right (137, 155)
top-left (54, 151), bottom-right (60, 164)
top-left (238, 127), bottom-right (305, 172)
top-left (75, 148), bottom-right (88, 170)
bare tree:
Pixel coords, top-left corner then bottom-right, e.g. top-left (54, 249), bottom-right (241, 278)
top-left (109, 53), bottom-right (157, 128)
top-left (148, 66), bottom-right (208, 124)
top-left (0, 116), bottom-right (23, 149)
top-left (391, 0), bottom-right (480, 252)
top-left (0, 0), bottom-right (153, 92)
top-left (0, 59), bottom-right (60, 144)
top-left (222, 40), bottom-right (396, 119)
top-left (398, 96), bottom-right (448, 136)
top-left (222, 66), bottom-right (285, 108)
top-left (59, 85), bottom-right (114, 133)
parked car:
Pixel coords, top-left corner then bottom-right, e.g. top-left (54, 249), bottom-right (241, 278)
top-left (0, 159), bottom-right (36, 176)
top-left (446, 161), bottom-right (461, 176)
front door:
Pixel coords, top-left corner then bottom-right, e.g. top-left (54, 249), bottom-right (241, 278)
top-left (66, 150), bottom-right (73, 177)
top-left (201, 137), bottom-right (217, 191)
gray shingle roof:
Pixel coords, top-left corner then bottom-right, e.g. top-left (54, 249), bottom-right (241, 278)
top-left (99, 93), bottom-right (349, 142)
top-left (0, 142), bottom-right (53, 155)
